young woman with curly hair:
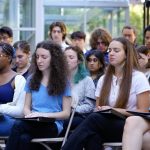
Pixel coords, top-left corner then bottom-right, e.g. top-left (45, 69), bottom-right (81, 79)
top-left (5, 40), bottom-right (72, 150)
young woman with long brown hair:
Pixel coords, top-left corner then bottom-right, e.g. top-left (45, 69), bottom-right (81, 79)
top-left (62, 37), bottom-right (150, 150)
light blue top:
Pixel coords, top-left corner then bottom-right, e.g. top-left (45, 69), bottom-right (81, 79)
top-left (25, 79), bottom-right (71, 134)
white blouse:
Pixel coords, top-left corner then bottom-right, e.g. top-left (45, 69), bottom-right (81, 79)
top-left (95, 70), bottom-right (150, 110)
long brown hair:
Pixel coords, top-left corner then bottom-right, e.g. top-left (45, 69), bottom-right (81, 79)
top-left (97, 37), bottom-right (139, 108)
top-left (29, 40), bottom-right (69, 95)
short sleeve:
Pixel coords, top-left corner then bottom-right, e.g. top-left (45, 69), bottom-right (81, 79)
top-left (95, 75), bottom-right (104, 97)
top-left (132, 71), bottom-right (150, 94)
top-left (63, 82), bottom-right (71, 97)
top-left (24, 76), bottom-right (32, 93)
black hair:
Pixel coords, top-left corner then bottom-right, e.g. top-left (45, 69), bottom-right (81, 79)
top-left (86, 50), bottom-right (105, 76)
top-left (0, 42), bottom-right (14, 63)
top-left (71, 31), bottom-right (86, 41)
top-left (144, 25), bottom-right (150, 36)
top-left (0, 26), bottom-right (13, 37)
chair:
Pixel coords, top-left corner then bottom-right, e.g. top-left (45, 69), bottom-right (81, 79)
top-left (103, 142), bottom-right (122, 150)
top-left (31, 100), bottom-right (77, 150)
top-left (0, 136), bottom-right (8, 150)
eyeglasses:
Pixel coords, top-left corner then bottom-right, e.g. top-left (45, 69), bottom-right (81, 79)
top-left (97, 41), bottom-right (106, 46)
top-left (87, 58), bottom-right (98, 62)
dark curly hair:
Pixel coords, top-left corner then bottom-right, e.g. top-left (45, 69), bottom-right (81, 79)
top-left (90, 28), bottom-right (112, 49)
top-left (0, 42), bottom-right (14, 63)
top-left (29, 40), bottom-right (69, 95)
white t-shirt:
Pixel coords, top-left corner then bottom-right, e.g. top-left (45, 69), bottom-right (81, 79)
top-left (95, 70), bottom-right (150, 110)
top-left (61, 41), bottom-right (68, 51)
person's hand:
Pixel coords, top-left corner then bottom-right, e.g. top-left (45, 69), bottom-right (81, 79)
top-left (100, 106), bottom-right (112, 110)
top-left (94, 106), bottom-right (112, 112)
top-left (25, 112), bottom-right (45, 118)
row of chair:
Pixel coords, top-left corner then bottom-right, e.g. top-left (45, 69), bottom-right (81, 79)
top-left (0, 101), bottom-right (122, 150)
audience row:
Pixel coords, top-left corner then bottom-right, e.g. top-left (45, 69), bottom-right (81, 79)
top-left (0, 23), bottom-right (149, 150)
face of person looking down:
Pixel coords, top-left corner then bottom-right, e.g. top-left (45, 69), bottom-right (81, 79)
top-left (36, 48), bottom-right (51, 72)
top-left (15, 49), bottom-right (30, 70)
top-left (64, 49), bottom-right (79, 71)
top-left (72, 38), bottom-right (85, 51)
top-left (138, 53), bottom-right (149, 68)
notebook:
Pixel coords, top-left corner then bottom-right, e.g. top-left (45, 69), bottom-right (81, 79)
top-left (16, 117), bottom-right (55, 123)
top-left (127, 111), bottom-right (150, 120)
top-left (97, 108), bottom-right (126, 119)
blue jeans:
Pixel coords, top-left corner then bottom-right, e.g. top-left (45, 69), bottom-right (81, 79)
top-left (5, 120), bottom-right (58, 150)
top-left (0, 115), bottom-right (15, 136)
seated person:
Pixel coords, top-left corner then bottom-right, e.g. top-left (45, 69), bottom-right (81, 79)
top-left (61, 37), bottom-right (150, 150)
top-left (0, 42), bottom-right (26, 136)
top-left (48, 21), bottom-right (68, 51)
top-left (5, 40), bottom-right (71, 150)
top-left (136, 45), bottom-right (150, 83)
top-left (13, 40), bottom-right (31, 79)
top-left (63, 46), bottom-right (96, 130)
top-left (122, 25), bottom-right (137, 47)
top-left (122, 116), bottom-right (150, 150)
top-left (86, 28), bottom-right (112, 64)
top-left (86, 50), bottom-right (105, 87)
top-left (0, 26), bottom-right (13, 45)
top-left (0, 26), bottom-right (16, 68)
top-left (71, 31), bottom-right (86, 54)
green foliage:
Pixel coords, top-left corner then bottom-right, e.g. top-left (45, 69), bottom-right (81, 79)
top-left (129, 5), bottom-right (143, 45)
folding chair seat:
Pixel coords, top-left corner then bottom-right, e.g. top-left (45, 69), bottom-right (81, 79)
top-left (0, 136), bottom-right (8, 150)
top-left (31, 99), bottom-right (78, 150)
top-left (103, 142), bottom-right (122, 150)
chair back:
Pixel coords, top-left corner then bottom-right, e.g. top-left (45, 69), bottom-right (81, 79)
top-left (61, 95), bottom-right (78, 147)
